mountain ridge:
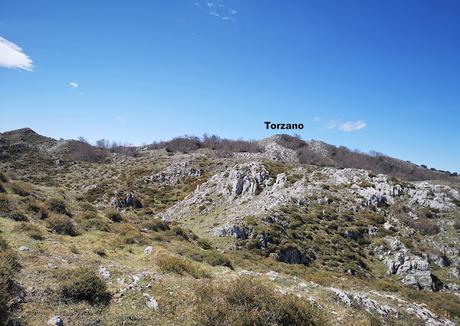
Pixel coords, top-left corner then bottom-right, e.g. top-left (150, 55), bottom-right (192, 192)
top-left (1, 127), bottom-right (458, 183)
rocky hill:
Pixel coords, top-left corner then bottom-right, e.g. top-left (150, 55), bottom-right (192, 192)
top-left (0, 128), bottom-right (459, 325)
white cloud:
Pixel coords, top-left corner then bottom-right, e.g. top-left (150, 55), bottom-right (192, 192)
top-left (326, 119), bottom-right (367, 132)
top-left (338, 120), bottom-right (367, 132)
top-left (116, 116), bottom-right (126, 123)
top-left (69, 81), bottom-right (79, 88)
top-left (312, 116), bottom-right (321, 123)
top-left (0, 36), bottom-right (33, 71)
top-left (196, 0), bottom-right (237, 20)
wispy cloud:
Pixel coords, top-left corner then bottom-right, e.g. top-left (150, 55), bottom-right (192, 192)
top-left (339, 120), bottom-right (367, 132)
top-left (312, 116), bottom-right (321, 123)
top-left (116, 116), bottom-right (126, 123)
top-left (69, 81), bottom-right (79, 88)
top-left (326, 119), bottom-right (366, 132)
top-left (0, 36), bottom-right (33, 71)
top-left (327, 119), bottom-right (339, 130)
top-left (195, 0), bottom-right (238, 21)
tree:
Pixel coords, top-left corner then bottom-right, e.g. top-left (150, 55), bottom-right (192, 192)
top-left (95, 139), bottom-right (110, 149)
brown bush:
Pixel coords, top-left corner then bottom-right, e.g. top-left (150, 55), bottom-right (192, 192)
top-left (402, 216), bottom-right (440, 236)
top-left (47, 197), bottom-right (70, 215)
top-left (65, 140), bottom-right (108, 162)
top-left (47, 215), bottom-right (78, 236)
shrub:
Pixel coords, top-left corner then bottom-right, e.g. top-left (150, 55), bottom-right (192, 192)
top-left (26, 202), bottom-right (48, 219)
top-left (157, 253), bottom-right (210, 278)
top-left (79, 218), bottom-right (110, 232)
top-left (194, 277), bottom-right (324, 325)
top-left (0, 172), bottom-right (8, 183)
top-left (0, 236), bottom-right (20, 325)
top-left (111, 224), bottom-right (145, 244)
top-left (65, 140), bottom-right (108, 162)
top-left (8, 211), bottom-right (28, 222)
top-left (47, 197), bottom-right (69, 215)
top-left (403, 217), bottom-right (440, 236)
top-left (14, 222), bottom-right (45, 240)
top-left (197, 238), bottom-right (212, 250)
top-left (105, 209), bottom-right (123, 223)
top-left (179, 245), bottom-right (232, 268)
top-left (454, 220), bottom-right (460, 231)
top-left (451, 199), bottom-right (460, 208)
top-left (60, 268), bottom-right (111, 305)
top-left (9, 181), bottom-right (32, 197)
top-left (0, 182), bottom-right (5, 194)
top-left (166, 226), bottom-right (191, 240)
top-left (202, 251), bottom-right (232, 268)
top-left (79, 202), bottom-right (97, 212)
top-left (420, 207), bottom-right (439, 219)
top-left (47, 215), bottom-right (78, 236)
top-left (141, 219), bottom-right (169, 232)
top-left (0, 194), bottom-right (14, 213)
top-left (76, 212), bottom-right (110, 232)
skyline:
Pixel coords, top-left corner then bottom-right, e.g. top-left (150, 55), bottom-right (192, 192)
top-left (1, 1), bottom-right (459, 171)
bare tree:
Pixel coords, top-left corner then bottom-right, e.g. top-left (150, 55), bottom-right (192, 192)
top-left (95, 139), bottom-right (111, 149)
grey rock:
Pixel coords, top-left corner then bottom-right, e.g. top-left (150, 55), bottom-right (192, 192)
top-left (402, 271), bottom-right (443, 291)
top-left (144, 246), bottom-right (153, 255)
top-left (47, 316), bottom-right (63, 326)
top-left (98, 266), bottom-right (110, 279)
top-left (213, 224), bottom-right (248, 239)
top-left (111, 192), bottom-right (142, 209)
top-left (18, 246), bottom-right (29, 252)
top-left (448, 267), bottom-right (459, 279)
top-left (145, 296), bottom-right (159, 310)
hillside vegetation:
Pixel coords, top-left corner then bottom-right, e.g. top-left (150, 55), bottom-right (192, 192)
top-left (0, 128), bottom-right (459, 325)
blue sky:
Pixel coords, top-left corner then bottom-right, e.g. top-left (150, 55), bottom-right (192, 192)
top-left (0, 1), bottom-right (459, 172)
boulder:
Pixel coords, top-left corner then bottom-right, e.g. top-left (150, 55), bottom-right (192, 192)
top-left (111, 192), bottom-right (143, 209)
top-left (402, 271), bottom-right (443, 291)
top-left (407, 182), bottom-right (460, 211)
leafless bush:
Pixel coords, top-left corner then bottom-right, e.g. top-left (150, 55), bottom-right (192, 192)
top-left (274, 134), bottom-right (306, 150)
top-left (148, 134), bottom-right (262, 153)
top-left (65, 141), bottom-right (108, 162)
top-left (95, 139), bottom-right (111, 149)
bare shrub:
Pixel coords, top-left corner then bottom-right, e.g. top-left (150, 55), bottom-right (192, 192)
top-left (402, 216), bottom-right (440, 235)
top-left (148, 134), bottom-right (261, 153)
top-left (65, 140), bottom-right (108, 162)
